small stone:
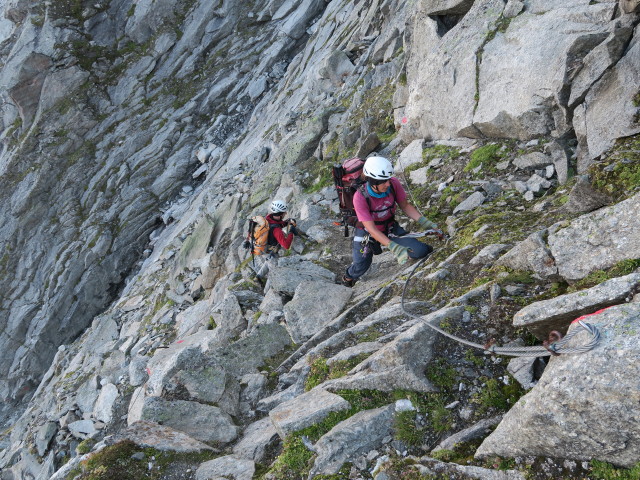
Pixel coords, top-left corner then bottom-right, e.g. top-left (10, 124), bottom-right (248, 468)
top-left (513, 181), bottom-right (528, 194)
top-left (490, 284), bottom-right (502, 303)
top-left (545, 165), bottom-right (555, 178)
top-left (395, 399), bottom-right (415, 412)
top-left (505, 285), bottom-right (526, 295)
top-left (523, 191), bottom-right (535, 202)
top-left (496, 160), bottom-right (511, 170)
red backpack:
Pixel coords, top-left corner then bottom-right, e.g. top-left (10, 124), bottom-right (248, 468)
top-left (332, 158), bottom-right (366, 236)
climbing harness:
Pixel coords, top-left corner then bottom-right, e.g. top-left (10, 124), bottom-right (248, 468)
top-left (400, 255), bottom-right (601, 357)
top-left (360, 233), bottom-right (372, 255)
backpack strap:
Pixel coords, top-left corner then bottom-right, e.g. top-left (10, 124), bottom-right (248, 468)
top-left (266, 222), bottom-right (281, 248)
top-left (359, 183), bottom-right (397, 233)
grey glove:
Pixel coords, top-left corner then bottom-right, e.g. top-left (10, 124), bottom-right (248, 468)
top-left (388, 241), bottom-right (410, 265)
top-left (417, 216), bottom-right (437, 230)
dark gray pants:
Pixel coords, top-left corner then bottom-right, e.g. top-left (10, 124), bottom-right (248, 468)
top-left (345, 224), bottom-right (432, 280)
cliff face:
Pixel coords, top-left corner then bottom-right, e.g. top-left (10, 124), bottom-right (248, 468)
top-left (0, 0), bottom-right (328, 409)
top-left (1, 0), bottom-right (640, 478)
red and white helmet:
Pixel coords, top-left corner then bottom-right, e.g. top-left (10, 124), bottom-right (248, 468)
top-left (269, 199), bottom-right (287, 213)
top-left (363, 156), bottom-right (394, 180)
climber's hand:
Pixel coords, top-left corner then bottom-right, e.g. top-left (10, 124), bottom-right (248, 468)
top-left (388, 241), bottom-right (411, 265)
top-left (417, 216), bottom-right (437, 230)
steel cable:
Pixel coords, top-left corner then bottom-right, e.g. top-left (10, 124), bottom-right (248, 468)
top-left (401, 255), bottom-right (601, 357)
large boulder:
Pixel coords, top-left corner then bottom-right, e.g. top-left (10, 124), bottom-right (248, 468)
top-left (476, 303), bottom-right (640, 467)
top-left (323, 307), bottom-right (464, 392)
top-left (548, 192), bottom-right (640, 281)
top-left (513, 272), bottom-right (640, 337)
top-left (495, 230), bottom-right (558, 279)
top-left (474, 3), bottom-right (615, 139)
top-left (574, 22), bottom-right (640, 170)
top-left (404, 0), bottom-right (504, 140)
top-left (195, 456), bottom-right (254, 480)
top-left (108, 421), bottom-right (215, 453)
top-left (267, 260), bottom-right (335, 295)
top-left (309, 405), bottom-right (395, 476)
top-left (135, 397), bottom-right (239, 444)
top-left (269, 388), bottom-right (350, 438)
top-left (283, 281), bottom-right (353, 343)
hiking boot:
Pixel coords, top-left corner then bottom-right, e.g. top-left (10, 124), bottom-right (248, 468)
top-left (342, 275), bottom-right (356, 288)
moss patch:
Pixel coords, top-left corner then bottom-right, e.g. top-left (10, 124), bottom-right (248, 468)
top-left (590, 134), bottom-right (640, 201)
top-left (590, 460), bottom-right (640, 480)
top-left (464, 143), bottom-right (504, 173)
top-left (304, 354), bottom-right (371, 391)
top-left (567, 258), bottom-right (640, 291)
top-left (471, 376), bottom-right (525, 416)
top-left (67, 440), bottom-right (218, 479)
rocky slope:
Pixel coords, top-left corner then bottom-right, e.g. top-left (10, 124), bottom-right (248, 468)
top-left (1, 0), bottom-right (640, 479)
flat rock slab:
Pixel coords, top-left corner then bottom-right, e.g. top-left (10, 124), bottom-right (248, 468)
top-left (93, 383), bottom-right (119, 424)
top-left (195, 455), bottom-right (254, 480)
top-left (138, 397), bottom-right (239, 444)
top-left (548, 192), bottom-right (640, 281)
top-left (284, 280), bottom-right (353, 343)
top-left (469, 244), bottom-right (510, 265)
top-left (310, 405), bottom-right (394, 476)
top-left (268, 260), bottom-right (335, 295)
top-left (453, 191), bottom-right (485, 214)
top-left (432, 416), bottom-right (502, 452)
top-left (395, 139), bottom-right (425, 172)
top-left (68, 420), bottom-right (96, 439)
top-left (326, 341), bottom-right (382, 364)
top-left (513, 272), bottom-right (640, 337)
top-left (323, 307), bottom-right (464, 392)
top-left (415, 459), bottom-right (526, 480)
top-left (496, 230), bottom-right (557, 279)
top-left (208, 324), bottom-right (292, 379)
top-left (513, 151), bottom-right (551, 170)
top-left (269, 388), bottom-right (350, 438)
top-left (476, 303), bottom-right (640, 467)
top-left (108, 421), bottom-right (215, 452)
top-left (232, 417), bottom-right (280, 463)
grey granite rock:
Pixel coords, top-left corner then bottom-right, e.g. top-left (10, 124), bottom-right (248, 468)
top-left (453, 192), bottom-right (486, 214)
top-left (496, 230), bottom-right (558, 279)
top-left (269, 388), bottom-right (350, 438)
top-left (232, 417), bottom-right (280, 463)
top-left (563, 175), bottom-right (611, 214)
top-left (477, 304), bottom-right (640, 467)
top-left (310, 405), bottom-right (395, 476)
top-left (323, 307), bottom-right (464, 392)
top-left (469, 244), bottom-right (510, 265)
top-left (512, 272), bottom-right (640, 337)
top-left (284, 280), bottom-right (353, 343)
top-left (268, 261), bottom-right (335, 296)
top-left (195, 455), bottom-right (255, 480)
top-left (108, 421), bottom-right (215, 453)
top-left (549, 192), bottom-right (640, 281)
top-left (137, 397), bottom-right (239, 444)
top-left (432, 416), bottom-right (502, 452)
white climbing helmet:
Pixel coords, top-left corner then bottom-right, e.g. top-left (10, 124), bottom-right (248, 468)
top-left (363, 156), bottom-right (394, 180)
top-left (269, 199), bottom-right (288, 214)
